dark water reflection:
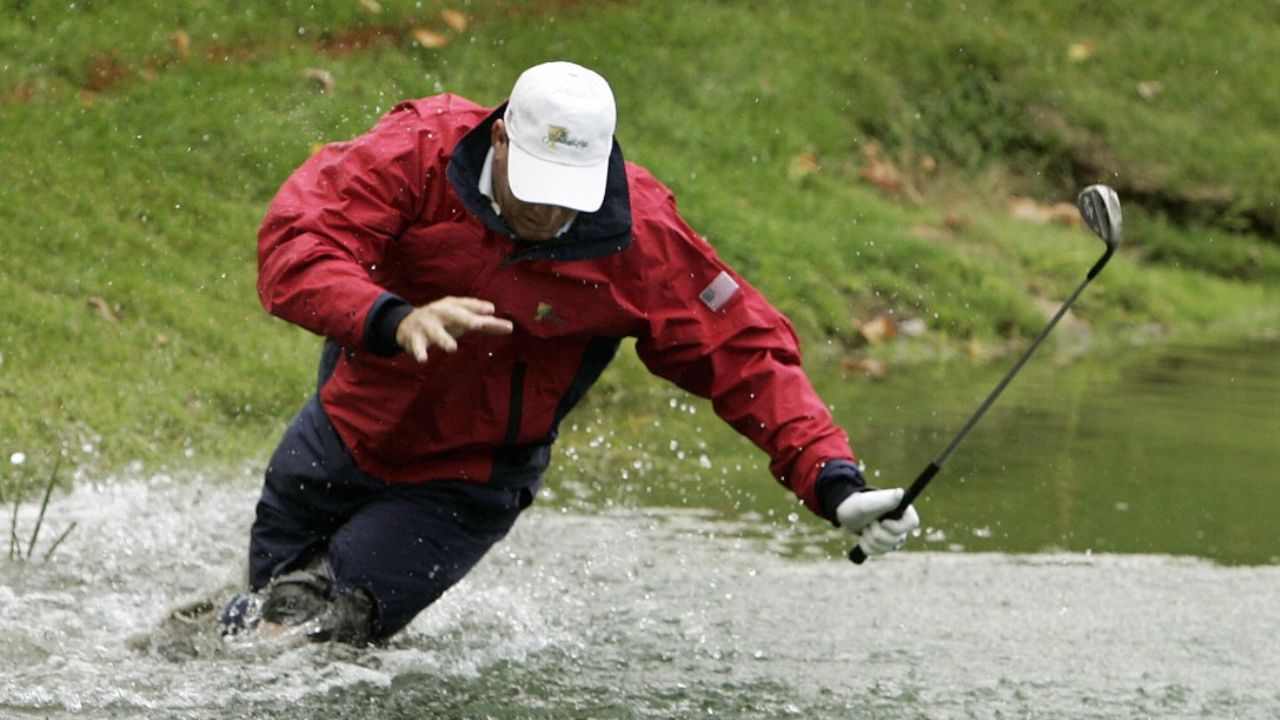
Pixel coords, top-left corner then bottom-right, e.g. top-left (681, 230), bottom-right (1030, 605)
top-left (872, 336), bottom-right (1280, 564)
top-left (556, 336), bottom-right (1280, 565)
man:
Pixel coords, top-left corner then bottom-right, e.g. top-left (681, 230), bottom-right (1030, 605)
top-left (225, 61), bottom-right (919, 644)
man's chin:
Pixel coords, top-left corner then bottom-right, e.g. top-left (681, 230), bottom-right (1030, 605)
top-left (515, 228), bottom-right (557, 242)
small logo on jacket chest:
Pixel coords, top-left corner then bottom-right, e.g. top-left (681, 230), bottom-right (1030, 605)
top-left (534, 302), bottom-right (567, 326)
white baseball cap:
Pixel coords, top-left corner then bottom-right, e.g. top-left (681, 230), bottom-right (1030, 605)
top-left (503, 61), bottom-right (616, 213)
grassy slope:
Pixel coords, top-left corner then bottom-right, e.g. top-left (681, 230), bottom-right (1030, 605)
top-left (1, 0), bottom-right (1277, 491)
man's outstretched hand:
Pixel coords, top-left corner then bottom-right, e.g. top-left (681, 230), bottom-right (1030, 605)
top-left (396, 296), bottom-right (514, 362)
top-left (837, 488), bottom-right (921, 557)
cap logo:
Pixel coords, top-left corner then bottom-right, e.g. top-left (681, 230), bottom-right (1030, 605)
top-left (502, 62), bottom-right (615, 211)
top-left (544, 125), bottom-right (589, 151)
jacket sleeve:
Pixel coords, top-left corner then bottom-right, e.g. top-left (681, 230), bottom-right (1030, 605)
top-left (256, 105), bottom-right (425, 349)
top-left (631, 183), bottom-right (856, 518)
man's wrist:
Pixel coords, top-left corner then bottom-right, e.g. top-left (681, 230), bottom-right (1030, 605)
top-left (815, 459), bottom-right (868, 525)
top-left (365, 293), bottom-right (414, 357)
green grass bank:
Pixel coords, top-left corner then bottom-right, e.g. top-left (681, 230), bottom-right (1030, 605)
top-left (2, 1), bottom-right (1278, 494)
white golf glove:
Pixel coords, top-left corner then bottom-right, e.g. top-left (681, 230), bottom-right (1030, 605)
top-left (836, 488), bottom-right (920, 557)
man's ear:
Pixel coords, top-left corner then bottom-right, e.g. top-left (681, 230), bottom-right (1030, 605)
top-left (490, 118), bottom-right (508, 148)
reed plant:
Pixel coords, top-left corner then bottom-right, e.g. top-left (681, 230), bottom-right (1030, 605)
top-left (5, 458), bottom-right (77, 563)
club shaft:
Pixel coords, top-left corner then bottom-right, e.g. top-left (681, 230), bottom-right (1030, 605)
top-left (850, 265), bottom-right (1104, 563)
top-left (934, 274), bottom-right (1092, 469)
top-left (897, 273), bottom-right (1093, 517)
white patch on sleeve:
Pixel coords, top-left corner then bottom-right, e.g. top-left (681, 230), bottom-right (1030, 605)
top-left (699, 271), bottom-right (740, 312)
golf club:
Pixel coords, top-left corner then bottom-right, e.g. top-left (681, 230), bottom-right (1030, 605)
top-left (849, 184), bottom-right (1122, 564)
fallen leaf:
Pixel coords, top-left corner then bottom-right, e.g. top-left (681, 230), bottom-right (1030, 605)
top-left (359, 0), bottom-right (383, 13)
top-left (857, 313), bottom-right (898, 344)
top-left (441, 9), bottom-right (469, 32)
top-left (411, 28), bottom-right (450, 49)
top-left (909, 223), bottom-right (950, 240)
top-left (1009, 196), bottom-right (1082, 227)
top-left (1, 84), bottom-right (35, 104)
top-left (1067, 41), bottom-right (1095, 63)
top-left (1136, 80), bottom-right (1163, 101)
top-left (942, 213), bottom-right (970, 233)
top-left (911, 212), bottom-right (969, 239)
top-left (842, 357), bottom-right (889, 379)
top-left (172, 29), bottom-right (191, 59)
top-left (83, 52), bottom-right (130, 92)
top-left (787, 152), bottom-right (820, 181)
top-left (87, 297), bottom-right (119, 323)
top-left (857, 143), bottom-right (902, 195)
top-left (301, 67), bottom-right (336, 94)
top-left (966, 339), bottom-right (986, 360)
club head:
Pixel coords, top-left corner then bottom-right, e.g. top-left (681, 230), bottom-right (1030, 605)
top-left (1076, 184), bottom-right (1123, 248)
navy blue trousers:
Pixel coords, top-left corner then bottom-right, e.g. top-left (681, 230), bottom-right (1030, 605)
top-left (248, 396), bottom-right (531, 639)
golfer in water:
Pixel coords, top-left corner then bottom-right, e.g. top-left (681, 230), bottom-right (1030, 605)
top-left (224, 61), bottom-right (920, 643)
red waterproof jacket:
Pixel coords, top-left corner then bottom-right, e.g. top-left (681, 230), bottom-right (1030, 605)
top-left (257, 94), bottom-right (855, 515)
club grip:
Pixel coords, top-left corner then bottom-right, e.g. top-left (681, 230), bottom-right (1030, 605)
top-left (846, 501), bottom-right (910, 564)
top-left (845, 464), bottom-right (937, 566)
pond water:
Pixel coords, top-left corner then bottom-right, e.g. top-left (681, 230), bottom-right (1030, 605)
top-left (2, 336), bottom-right (1277, 719)
top-left (828, 334), bottom-right (1280, 565)
top-left (557, 334), bottom-right (1280, 566)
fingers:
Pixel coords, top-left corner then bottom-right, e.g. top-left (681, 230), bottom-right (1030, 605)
top-left (862, 521), bottom-right (897, 554)
top-left (857, 527), bottom-right (900, 556)
top-left (473, 316), bottom-right (516, 335)
top-left (865, 488), bottom-right (905, 515)
top-left (447, 296), bottom-right (500, 315)
top-left (422, 314), bottom-right (459, 354)
top-left (396, 297), bottom-right (512, 363)
top-left (429, 297), bottom-right (514, 337)
top-left (880, 504), bottom-right (920, 536)
top-left (396, 310), bottom-right (453, 361)
top-left (857, 524), bottom-right (904, 556)
top-left (857, 503), bottom-right (918, 556)
top-left (409, 330), bottom-right (430, 363)
top-left (835, 487), bottom-right (905, 532)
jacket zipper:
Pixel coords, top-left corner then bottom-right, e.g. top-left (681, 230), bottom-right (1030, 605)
top-left (504, 361), bottom-right (526, 446)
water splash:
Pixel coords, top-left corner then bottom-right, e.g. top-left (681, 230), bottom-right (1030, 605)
top-left (2, 468), bottom-right (1278, 719)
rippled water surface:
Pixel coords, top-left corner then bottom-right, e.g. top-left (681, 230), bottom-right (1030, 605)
top-left (3, 338), bottom-right (1278, 719)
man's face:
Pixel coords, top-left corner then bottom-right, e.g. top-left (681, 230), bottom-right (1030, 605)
top-left (490, 119), bottom-right (578, 242)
